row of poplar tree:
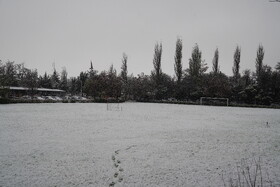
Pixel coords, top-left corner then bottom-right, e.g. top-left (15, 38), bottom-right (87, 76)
top-left (1, 38), bottom-right (280, 105)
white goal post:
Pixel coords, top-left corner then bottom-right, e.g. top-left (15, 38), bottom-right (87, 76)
top-left (107, 102), bottom-right (123, 111)
top-left (200, 97), bottom-right (229, 106)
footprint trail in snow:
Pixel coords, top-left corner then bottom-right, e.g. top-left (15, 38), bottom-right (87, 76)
top-left (109, 150), bottom-right (124, 186)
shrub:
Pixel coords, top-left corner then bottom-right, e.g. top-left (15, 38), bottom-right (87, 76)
top-left (0, 98), bottom-right (10, 104)
top-left (222, 157), bottom-right (274, 187)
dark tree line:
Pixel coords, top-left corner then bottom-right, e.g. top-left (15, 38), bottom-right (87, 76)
top-left (1, 41), bottom-right (280, 105)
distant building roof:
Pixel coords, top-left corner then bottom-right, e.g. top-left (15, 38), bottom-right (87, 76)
top-left (37, 88), bottom-right (65, 92)
top-left (1, 86), bottom-right (65, 92)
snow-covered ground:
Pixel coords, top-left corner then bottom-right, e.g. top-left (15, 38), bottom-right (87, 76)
top-left (0, 103), bottom-right (279, 186)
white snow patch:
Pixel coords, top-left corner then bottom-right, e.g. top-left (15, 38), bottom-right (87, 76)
top-left (0, 103), bottom-right (279, 186)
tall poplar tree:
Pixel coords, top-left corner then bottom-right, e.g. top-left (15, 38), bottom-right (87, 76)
top-left (152, 42), bottom-right (162, 85)
top-left (212, 48), bottom-right (219, 74)
top-left (152, 42), bottom-right (163, 99)
top-left (255, 44), bottom-right (264, 82)
top-left (51, 68), bottom-right (60, 89)
top-left (59, 67), bottom-right (68, 91)
top-left (232, 46), bottom-right (241, 82)
top-left (121, 53), bottom-right (128, 83)
top-left (174, 38), bottom-right (183, 84)
top-left (121, 53), bottom-right (128, 99)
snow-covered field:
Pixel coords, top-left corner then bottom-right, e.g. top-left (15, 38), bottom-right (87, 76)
top-left (0, 103), bottom-right (279, 186)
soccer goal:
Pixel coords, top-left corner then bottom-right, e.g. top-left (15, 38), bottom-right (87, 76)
top-left (107, 102), bottom-right (123, 111)
top-left (200, 97), bottom-right (229, 106)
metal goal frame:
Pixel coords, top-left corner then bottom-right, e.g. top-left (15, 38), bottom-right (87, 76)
top-left (200, 97), bottom-right (229, 106)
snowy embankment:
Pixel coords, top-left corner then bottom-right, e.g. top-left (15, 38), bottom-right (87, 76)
top-left (0, 103), bottom-right (279, 186)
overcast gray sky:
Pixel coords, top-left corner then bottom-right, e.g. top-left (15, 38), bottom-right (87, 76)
top-left (0, 0), bottom-right (279, 77)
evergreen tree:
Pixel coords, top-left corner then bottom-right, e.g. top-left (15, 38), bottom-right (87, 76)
top-left (108, 64), bottom-right (117, 76)
top-left (0, 60), bottom-right (4, 87)
top-left (69, 77), bottom-right (78, 95)
top-left (272, 65), bottom-right (280, 102)
top-left (203, 72), bottom-right (230, 98)
top-left (16, 63), bottom-right (30, 87)
top-left (107, 65), bottom-right (121, 98)
top-left (51, 68), bottom-right (60, 89)
top-left (24, 69), bottom-right (38, 97)
top-left (40, 72), bottom-right (52, 88)
top-left (133, 73), bottom-right (154, 101)
top-left (241, 69), bottom-right (252, 87)
top-left (89, 61), bottom-right (97, 78)
top-left (59, 67), bottom-right (68, 91)
top-left (275, 62), bottom-right (280, 72)
top-left (90, 61), bottom-right (93, 72)
top-left (79, 71), bottom-right (88, 96)
top-left (185, 44), bottom-right (208, 100)
top-left (2, 61), bottom-right (18, 86)
top-left (259, 65), bottom-right (272, 92)
top-left (187, 44), bottom-right (207, 78)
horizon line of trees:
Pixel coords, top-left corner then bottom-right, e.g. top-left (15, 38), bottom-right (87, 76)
top-left (1, 40), bottom-right (280, 105)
